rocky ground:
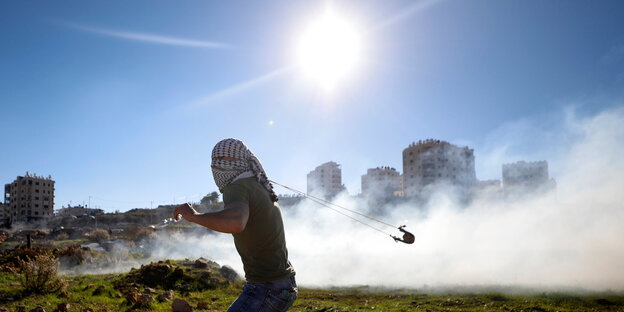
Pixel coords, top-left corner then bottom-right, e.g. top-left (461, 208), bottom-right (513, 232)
top-left (1, 242), bottom-right (624, 311)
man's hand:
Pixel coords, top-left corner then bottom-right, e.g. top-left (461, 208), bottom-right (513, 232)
top-left (173, 203), bottom-right (198, 222)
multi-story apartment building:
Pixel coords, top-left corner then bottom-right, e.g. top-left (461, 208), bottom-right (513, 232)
top-left (307, 161), bottom-right (345, 198)
top-left (502, 161), bottom-right (554, 193)
top-left (0, 203), bottom-right (7, 227)
top-left (4, 172), bottom-right (55, 224)
top-left (361, 166), bottom-right (403, 198)
top-left (402, 139), bottom-right (476, 197)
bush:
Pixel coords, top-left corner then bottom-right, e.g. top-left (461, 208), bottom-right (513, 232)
top-left (56, 232), bottom-right (69, 240)
top-left (57, 243), bottom-right (89, 265)
top-left (122, 226), bottom-right (154, 241)
top-left (12, 254), bottom-right (67, 295)
top-left (88, 229), bottom-right (110, 242)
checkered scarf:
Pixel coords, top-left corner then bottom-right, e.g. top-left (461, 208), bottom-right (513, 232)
top-left (211, 138), bottom-right (278, 202)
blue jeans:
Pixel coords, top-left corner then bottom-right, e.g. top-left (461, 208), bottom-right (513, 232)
top-left (227, 276), bottom-right (297, 312)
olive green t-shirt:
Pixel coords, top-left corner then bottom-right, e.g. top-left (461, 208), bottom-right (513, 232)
top-left (223, 177), bottom-right (296, 282)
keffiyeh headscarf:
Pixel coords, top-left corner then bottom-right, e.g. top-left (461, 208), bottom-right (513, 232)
top-left (211, 138), bottom-right (278, 202)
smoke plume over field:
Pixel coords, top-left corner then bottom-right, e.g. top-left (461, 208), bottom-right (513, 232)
top-left (148, 106), bottom-right (624, 291)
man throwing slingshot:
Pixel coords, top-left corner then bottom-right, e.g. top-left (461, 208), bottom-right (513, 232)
top-left (173, 138), bottom-right (297, 312)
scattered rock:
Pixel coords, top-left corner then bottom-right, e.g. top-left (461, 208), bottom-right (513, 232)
top-left (145, 287), bottom-right (156, 294)
top-left (158, 290), bottom-right (174, 302)
top-left (92, 285), bottom-right (106, 295)
top-left (0, 308), bottom-right (8, 312)
top-left (115, 293), bottom-right (122, 298)
top-left (29, 306), bottom-right (45, 312)
top-left (17, 305), bottom-right (26, 312)
top-left (137, 294), bottom-right (156, 307)
top-left (125, 291), bottom-right (140, 304)
top-left (57, 303), bottom-right (70, 312)
top-left (219, 265), bottom-right (241, 281)
top-left (172, 298), bottom-right (194, 312)
top-left (194, 258), bottom-right (209, 268)
top-left (178, 283), bottom-right (192, 292)
top-left (196, 302), bottom-right (210, 309)
top-left (85, 308), bottom-right (94, 312)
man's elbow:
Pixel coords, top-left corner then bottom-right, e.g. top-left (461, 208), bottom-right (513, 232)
top-left (230, 219), bottom-right (247, 234)
top-left (229, 211), bottom-right (248, 233)
top-left (224, 202), bottom-right (249, 234)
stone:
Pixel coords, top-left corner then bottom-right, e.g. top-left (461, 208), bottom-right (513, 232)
top-left (196, 302), bottom-right (210, 309)
top-left (145, 287), bottom-right (156, 294)
top-left (219, 265), bottom-right (241, 282)
top-left (157, 290), bottom-right (174, 302)
top-left (138, 294), bottom-right (156, 307)
top-left (17, 305), bottom-right (26, 312)
top-left (194, 258), bottom-right (209, 268)
top-left (125, 291), bottom-right (140, 304)
top-left (56, 303), bottom-right (70, 312)
top-left (29, 306), bottom-right (45, 312)
top-left (172, 298), bottom-right (194, 312)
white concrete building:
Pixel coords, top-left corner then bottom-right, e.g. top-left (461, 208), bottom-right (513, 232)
top-left (402, 139), bottom-right (476, 197)
top-left (361, 166), bottom-right (403, 198)
top-left (307, 161), bottom-right (345, 198)
top-left (502, 161), bottom-right (555, 194)
top-left (56, 205), bottom-right (104, 217)
top-left (4, 172), bottom-right (55, 224)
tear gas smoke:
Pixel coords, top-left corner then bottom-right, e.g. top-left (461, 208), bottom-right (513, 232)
top-left (74, 106), bottom-right (624, 291)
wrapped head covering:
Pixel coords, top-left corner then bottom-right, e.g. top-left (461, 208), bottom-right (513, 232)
top-left (211, 138), bottom-right (278, 202)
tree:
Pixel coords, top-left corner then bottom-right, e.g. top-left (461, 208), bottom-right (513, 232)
top-left (201, 192), bottom-right (220, 206)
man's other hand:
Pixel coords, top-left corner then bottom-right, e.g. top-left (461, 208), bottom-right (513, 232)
top-left (173, 203), bottom-right (198, 222)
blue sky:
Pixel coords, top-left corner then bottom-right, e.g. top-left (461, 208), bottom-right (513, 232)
top-left (1, 0), bottom-right (623, 211)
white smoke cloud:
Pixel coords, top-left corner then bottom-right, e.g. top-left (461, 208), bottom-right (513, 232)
top-left (71, 106), bottom-right (624, 291)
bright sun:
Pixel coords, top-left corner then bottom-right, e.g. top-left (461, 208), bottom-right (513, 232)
top-left (297, 10), bottom-right (362, 90)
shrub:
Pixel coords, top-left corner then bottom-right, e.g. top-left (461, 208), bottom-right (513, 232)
top-left (57, 243), bottom-right (89, 265)
top-left (122, 226), bottom-right (154, 241)
top-left (12, 254), bottom-right (67, 295)
top-left (88, 229), bottom-right (110, 242)
top-left (56, 232), bottom-right (69, 240)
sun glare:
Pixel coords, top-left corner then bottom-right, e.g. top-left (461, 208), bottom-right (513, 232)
top-left (297, 11), bottom-right (362, 90)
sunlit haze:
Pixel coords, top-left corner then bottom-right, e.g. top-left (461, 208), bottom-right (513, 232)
top-left (297, 9), bottom-right (362, 90)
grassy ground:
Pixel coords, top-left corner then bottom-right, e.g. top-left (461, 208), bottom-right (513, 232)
top-left (1, 272), bottom-right (624, 312)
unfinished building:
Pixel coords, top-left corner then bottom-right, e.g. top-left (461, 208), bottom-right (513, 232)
top-left (4, 172), bottom-right (55, 224)
top-left (402, 139), bottom-right (476, 197)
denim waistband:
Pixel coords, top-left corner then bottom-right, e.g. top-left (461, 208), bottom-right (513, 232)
top-left (251, 275), bottom-right (296, 290)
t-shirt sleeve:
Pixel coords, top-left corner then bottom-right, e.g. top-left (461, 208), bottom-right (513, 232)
top-left (223, 183), bottom-right (250, 205)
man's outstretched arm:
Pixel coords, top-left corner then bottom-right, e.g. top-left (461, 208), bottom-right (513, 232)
top-left (173, 202), bottom-right (249, 234)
